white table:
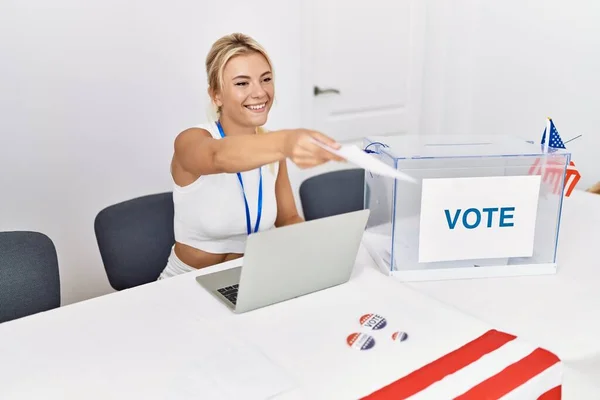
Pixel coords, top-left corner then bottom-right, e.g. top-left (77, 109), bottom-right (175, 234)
top-left (0, 247), bottom-right (570, 399)
top-left (406, 190), bottom-right (600, 397)
top-left (1, 191), bottom-right (599, 399)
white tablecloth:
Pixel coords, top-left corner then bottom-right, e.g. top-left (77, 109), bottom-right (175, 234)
top-left (0, 191), bottom-right (598, 398)
top-left (0, 253), bottom-right (564, 399)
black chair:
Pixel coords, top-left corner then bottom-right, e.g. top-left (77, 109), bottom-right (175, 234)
top-left (299, 168), bottom-right (365, 221)
top-left (94, 192), bottom-right (175, 290)
top-left (0, 231), bottom-right (61, 323)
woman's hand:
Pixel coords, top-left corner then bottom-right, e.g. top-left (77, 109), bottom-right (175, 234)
top-left (280, 129), bottom-right (345, 169)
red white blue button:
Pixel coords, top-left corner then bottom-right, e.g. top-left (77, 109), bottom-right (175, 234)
top-left (392, 331), bottom-right (409, 342)
top-left (347, 333), bottom-right (376, 350)
top-left (360, 313), bottom-right (387, 330)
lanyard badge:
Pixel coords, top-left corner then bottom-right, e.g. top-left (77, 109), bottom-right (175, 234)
top-left (215, 121), bottom-right (263, 235)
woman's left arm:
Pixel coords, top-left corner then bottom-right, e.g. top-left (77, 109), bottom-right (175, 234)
top-left (274, 159), bottom-right (305, 227)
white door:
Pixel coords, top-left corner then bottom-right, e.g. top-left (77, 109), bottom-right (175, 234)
top-left (301, 0), bottom-right (426, 144)
top-left (289, 0), bottom-right (426, 216)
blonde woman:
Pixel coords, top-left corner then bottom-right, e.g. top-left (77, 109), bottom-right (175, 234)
top-left (158, 33), bottom-right (343, 279)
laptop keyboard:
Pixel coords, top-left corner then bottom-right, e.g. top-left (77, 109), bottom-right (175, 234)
top-left (217, 284), bottom-right (239, 305)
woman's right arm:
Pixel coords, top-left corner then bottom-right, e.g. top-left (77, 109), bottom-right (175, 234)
top-left (174, 128), bottom-right (344, 177)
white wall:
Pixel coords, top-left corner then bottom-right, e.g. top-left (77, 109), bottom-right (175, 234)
top-left (0, 0), bottom-right (304, 304)
top-left (472, 0), bottom-right (600, 190)
top-left (420, 0), bottom-right (600, 189)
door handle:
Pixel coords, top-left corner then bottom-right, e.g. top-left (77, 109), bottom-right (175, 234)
top-left (313, 86), bottom-right (340, 96)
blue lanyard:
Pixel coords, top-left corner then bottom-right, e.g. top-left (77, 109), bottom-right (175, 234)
top-left (215, 121), bottom-right (263, 235)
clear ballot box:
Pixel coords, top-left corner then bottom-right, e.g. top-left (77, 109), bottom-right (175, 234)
top-left (362, 134), bottom-right (573, 281)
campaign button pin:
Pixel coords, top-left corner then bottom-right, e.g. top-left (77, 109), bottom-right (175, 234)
top-left (360, 313), bottom-right (387, 330)
top-left (392, 331), bottom-right (409, 342)
top-left (347, 333), bottom-right (376, 350)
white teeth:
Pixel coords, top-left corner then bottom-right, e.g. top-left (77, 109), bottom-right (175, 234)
top-left (246, 103), bottom-right (266, 110)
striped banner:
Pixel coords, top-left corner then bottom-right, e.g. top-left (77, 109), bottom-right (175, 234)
top-left (529, 158), bottom-right (580, 197)
top-left (362, 330), bottom-right (561, 400)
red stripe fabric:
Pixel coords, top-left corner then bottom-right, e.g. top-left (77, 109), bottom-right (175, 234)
top-left (362, 329), bottom-right (516, 400)
top-left (454, 348), bottom-right (560, 400)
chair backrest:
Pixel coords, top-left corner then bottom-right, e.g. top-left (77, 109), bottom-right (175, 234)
top-left (299, 168), bottom-right (365, 221)
top-left (94, 192), bottom-right (175, 290)
top-left (0, 231), bottom-right (61, 323)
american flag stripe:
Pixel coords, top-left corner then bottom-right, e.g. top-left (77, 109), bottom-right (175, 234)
top-left (528, 157), bottom-right (581, 197)
top-left (499, 363), bottom-right (561, 400)
top-left (362, 330), bottom-right (516, 399)
top-left (361, 330), bottom-right (561, 400)
top-left (408, 336), bottom-right (544, 399)
top-left (538, 385), bottom-right (562, 400)
top-left (455, 348), bottom-right (561, 399)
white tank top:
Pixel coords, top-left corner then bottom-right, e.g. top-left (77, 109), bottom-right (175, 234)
top-left (172, 121), bottom-right (279, 254)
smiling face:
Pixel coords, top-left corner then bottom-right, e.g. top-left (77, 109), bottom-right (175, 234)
top-left (212, 52), bottom-right (274, 129)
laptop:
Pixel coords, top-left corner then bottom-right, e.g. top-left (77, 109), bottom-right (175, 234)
top-left (195, 209), bottom-right (370, 313)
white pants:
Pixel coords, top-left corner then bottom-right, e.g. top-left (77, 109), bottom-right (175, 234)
top-left (157, 246), bottom-right (197, 280)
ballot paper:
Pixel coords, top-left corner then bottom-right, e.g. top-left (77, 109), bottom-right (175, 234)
top-left (311, 139), bottom-right (418, 184)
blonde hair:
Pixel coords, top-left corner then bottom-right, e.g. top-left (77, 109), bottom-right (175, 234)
top-left (205, 33), bottom-right (277, 173)
top-left (206, 33), bottom-right (274, 120)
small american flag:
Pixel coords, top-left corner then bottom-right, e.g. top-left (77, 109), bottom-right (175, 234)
top-left (541, 118), bottom-right (566, 149)
top-left (529, 118), bottom-right (581, 197)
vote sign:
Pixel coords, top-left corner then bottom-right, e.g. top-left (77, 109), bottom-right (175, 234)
top-left (418, 176), bottom-right (541, 263)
